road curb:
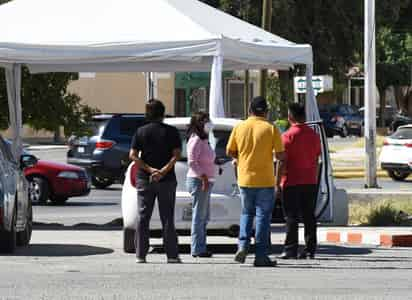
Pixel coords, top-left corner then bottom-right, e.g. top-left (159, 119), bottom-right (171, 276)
top-left (317, 230), bottom-right (412, 247)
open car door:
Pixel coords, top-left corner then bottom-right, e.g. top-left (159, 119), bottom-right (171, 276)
top-left (306, 121), bottom-right (334, 222)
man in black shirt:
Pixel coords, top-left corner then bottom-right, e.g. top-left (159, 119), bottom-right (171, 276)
top-left (129, 99), bottom-right (182, 263)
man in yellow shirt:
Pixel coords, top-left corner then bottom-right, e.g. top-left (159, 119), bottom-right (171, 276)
top-left (227, 96), bottom-right (285, 267)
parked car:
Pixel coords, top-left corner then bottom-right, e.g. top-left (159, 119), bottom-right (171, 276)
top-left (121, 118), bottom-right (333, 253)
top-left (24, 155), bottom-right (90, 205)
top-left (358, 105), bottom-right (397, 127)
top-left (0, 135), bottom-right (37, 253)
top-left (6, 141), bottom-right (91, 205)
top-left (390, 112), bottom-right (412, 132)
top-left (67, 114), bottom-right (146, 189)
top-left (380, 125), bottom-right (412, 181)
top-left (320, 104), bottom-right (363, 137)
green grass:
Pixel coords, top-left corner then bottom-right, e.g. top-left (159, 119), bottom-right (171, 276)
top-left (350, 135), bottom-right (386, 149)
top-left (329, 135), bottom-right (386, 153)
top-left (349, 200), bottom-right (412, 226)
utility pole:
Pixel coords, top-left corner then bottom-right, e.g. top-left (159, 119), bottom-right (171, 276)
top-left (364, 0), bottom-right (378, 188)
top-left (243, 0), bottom-right (250, 118)
top-left (244, 70), bottom-right (250, 117)
top-left (260, 0), bottom-right (272, 98)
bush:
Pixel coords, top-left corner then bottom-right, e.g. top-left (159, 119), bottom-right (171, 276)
top-left (368, 202), bottom-right (401, 226)
top-left (349, 200), bottom-right (412, 226)
top-left (274, 119), bottom-right (289, 133)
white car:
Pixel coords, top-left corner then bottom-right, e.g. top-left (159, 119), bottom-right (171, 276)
top-left (121, 118), bottom-right (335, 253)
top-left (379, 125), bottom-right (412, 181)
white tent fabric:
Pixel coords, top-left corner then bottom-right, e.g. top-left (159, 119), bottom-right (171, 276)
top-left (0, 0), bottom-right (333, 222)
top-left (0, 0), bottom-right (320, 147)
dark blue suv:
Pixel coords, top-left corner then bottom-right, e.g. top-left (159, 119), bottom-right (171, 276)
top-left (320, 104), bottom-right (363, 137)
top-left (67, 114), bottom-right (146, 189)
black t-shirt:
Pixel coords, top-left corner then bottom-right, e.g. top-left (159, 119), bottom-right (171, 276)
top-left (131, 121), bottom-right (181, 183)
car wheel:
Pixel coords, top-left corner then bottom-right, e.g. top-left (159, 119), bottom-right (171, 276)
top-left (17, 199), bottom-right (32, 246)
top-left (0, 205), bottom-right (17, 253)
top-left (123, 228), bottom-right (136, 253)
top-left (387, 170), bottom-right (410, 181)
top-left (50, 197), bottom-right (68, 205)
top-left (92, 176), bottom-right (114, 189)
top-left (29, 176), bottom-right (49, 205)
top-left (340, 125), bottom-right (349, 138)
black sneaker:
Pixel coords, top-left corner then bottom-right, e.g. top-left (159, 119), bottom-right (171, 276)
top-left (278, 252), bottom-right (298, 260)
top-left (253, 257), bottom-right (277, 267)
top-left (298, 251), bottom-right (315, 259)
top-left (192, 251), bottom-right (213, 258)
top-left (234, 249), bottom-right (248, 264)
top-left (136, 257), bottom-right (146, 264)
top-left (167, 257), bottom-right (182, 264)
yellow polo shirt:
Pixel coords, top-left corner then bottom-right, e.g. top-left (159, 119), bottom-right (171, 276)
top-left (226, 116), bottom-right (284, 188)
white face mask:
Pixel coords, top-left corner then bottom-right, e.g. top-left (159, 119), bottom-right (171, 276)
top-left (204, 122), bottom-right (214, 134)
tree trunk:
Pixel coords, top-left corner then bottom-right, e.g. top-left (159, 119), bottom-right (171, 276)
top-left (53, 127), bottom-right (61, 144)
top-left (395, 86), bottom-right (410, 114)
top-left (278, 70), bottom-right (292, 119)
top-left (378, 87), bottom-right (386, 127)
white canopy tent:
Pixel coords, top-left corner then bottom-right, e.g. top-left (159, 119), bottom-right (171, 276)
top-left (0, 0), bottom-right (340, 223)
top-left (0, 0), bottom-right (320, 157)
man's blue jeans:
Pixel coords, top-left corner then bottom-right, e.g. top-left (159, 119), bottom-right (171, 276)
top-left (187, 177), bottom-right (214, 255)
top-left (238, 187), bottom-right (275, 259)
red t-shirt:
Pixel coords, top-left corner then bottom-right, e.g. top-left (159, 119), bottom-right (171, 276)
top-left (281, 124), bottom-right (321, 187)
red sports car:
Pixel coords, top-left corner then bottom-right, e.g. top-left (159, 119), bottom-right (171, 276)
top-left (23, 154), bottom-right (91, 205)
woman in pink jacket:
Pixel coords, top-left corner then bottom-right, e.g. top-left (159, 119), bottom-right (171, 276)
top-left (186, 112), bottom-right (216, 258)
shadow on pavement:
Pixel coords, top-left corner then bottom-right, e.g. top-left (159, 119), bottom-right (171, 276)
top-left (148, 243), bottom-right (373, 256)
top-left (12, 244), bottom-right (114, 257)
top-left (91, 186), bottom-right (122, 191)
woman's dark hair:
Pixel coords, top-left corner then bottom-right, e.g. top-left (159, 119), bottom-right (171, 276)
top-left (145, 99), bottom-right (165, 121)
top-left (187, 112), bottom-right (209, 140)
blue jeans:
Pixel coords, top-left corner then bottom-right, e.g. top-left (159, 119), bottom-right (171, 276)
top-left (187, 177), bottom-right (214, 255)
top-left (238, 187), bottom-right (275, 259)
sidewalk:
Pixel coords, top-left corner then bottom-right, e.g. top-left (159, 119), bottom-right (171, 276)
top-left (269, 225), bottom-right (412, 248)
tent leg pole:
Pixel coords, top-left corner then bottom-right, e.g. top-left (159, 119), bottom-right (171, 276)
top-left (5, 64), bottom-right (22, 160)
top-left (209, 55), bottom-right (225, 118)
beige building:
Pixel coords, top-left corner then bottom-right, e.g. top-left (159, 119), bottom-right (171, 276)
top-left (68, 72), bottom-right (175, 115)
top-left (2, 71), bottom-right (261, 141)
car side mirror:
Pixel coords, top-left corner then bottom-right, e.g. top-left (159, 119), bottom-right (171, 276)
top-left (20, 154), bottom-right (38, 169)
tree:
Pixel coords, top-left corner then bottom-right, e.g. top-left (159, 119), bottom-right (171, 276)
top-left (0, 67), bottom-right (99, 141)
top-left (376, 28), bottom-right (412, 123)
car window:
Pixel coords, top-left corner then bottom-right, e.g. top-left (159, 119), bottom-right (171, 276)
top-left (330, 105), bottom-right (339, 113)
top-left (391, 128), bottom-right (412, 139)
top-left (347, 106), bottom-right (356, 115)
top-left (119, 117), bottom-right (145, 137)
top-left (212, 130), bottom-right (231, 160)
top-left (178, 129), bottom-right (231, 161)
top-left (178, 130), bottom-right (188, 161)
top-left (89, 120), bottom-right (109, 136)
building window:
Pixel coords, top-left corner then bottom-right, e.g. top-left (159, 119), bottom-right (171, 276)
top-left (225, 80), bottom-right (254, 119)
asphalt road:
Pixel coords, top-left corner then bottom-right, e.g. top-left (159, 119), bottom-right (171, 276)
top-left (1, 230), bottom-right (411, 300)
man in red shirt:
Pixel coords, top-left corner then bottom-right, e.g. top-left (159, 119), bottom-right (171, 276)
top-left (278, 103), bottom-right (321, 259)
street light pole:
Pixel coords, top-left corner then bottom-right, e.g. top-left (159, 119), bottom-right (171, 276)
top-left (364, 0), bottom-right (378, 188)
top-left (260, 0), bottom-right (272, 98)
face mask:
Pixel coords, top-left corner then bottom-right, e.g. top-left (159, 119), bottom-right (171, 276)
top-left (204, 122), bottom-right (214, 134)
